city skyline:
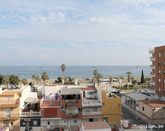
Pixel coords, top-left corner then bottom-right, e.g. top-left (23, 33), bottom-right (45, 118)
top-left (0, 0), bottom-right (165, 65)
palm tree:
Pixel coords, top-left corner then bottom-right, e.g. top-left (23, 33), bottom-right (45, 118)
top-left (3, 76), bottom-right (9, 89)
top-left (93, 68), bottom-right (98, 83)
top-left (61, 64), bottom-right (66, 78)
top-left (35, 76), bottom-right (40, 85)
top-left (21, 79), bottom-right (28, 85)
top-left (109, 76), bottom-right (113, 84)
top-left (126, 72), bottom-right (132, 88)
top-left (95, 73), bottom-right (102, 86)
top-left (41, 72), bottom-right (49, 85)
top-left (126, 72), bottom-right (132, 83)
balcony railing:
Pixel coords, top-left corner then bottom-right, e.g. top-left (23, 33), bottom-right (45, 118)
top-left (0, 99), bottom-right (19, 107)
top-left (0, 112), bottom-right (19, 120)
top-left (152, 74), bottom-right (155, 77)
top-left (82, 111), bottom-right (101, 116)
top-left (151, 66), bottom-right (156, 70)
top-left (149, 49), bottom-right (155, 54)
top-left (82, 99), bottom-right (102, 107)
top-left (61, 112), bottom-right (82, 119)
top-left (150, 57), bottom-right (155, 61)
top-left (21, 111), bottom-right (41, 117)
top-left (61, 100), bottom-right (81, 108)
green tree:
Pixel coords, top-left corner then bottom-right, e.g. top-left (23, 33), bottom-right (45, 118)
top-left (35, 76), bottom-right (40, 85)
top-left (141, 70), bottom-right (145, 84)
top-left (93, 68), bottom-right (98, 83)
top-left (145, 77), bottom-right (151, 88)
top-left (22, 79), bottom-right (28, 85)
top-left (95, 73), bottom-right (102, 86)
top-left (0, 75), bottom-right (4, 85)
top-left (41, 72), bottom-right (49, 85)
top-left (9, 75), bottom-right (20, 85)
top-left (3, 76), bottom-right (10, 88)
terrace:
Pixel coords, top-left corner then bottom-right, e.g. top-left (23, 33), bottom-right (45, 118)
top-left (21, 97), bottom-right (41, 117)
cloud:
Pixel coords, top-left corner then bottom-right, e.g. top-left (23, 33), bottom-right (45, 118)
top-left (0, 0), bottom-right (164, 65)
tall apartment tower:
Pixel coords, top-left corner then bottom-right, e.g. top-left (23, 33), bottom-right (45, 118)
top-left (150, 46), bottom-right (165, 97)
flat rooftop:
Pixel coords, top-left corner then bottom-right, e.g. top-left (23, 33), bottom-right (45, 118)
top-left (125, 92), bottom-right (149, 101)
top-left (82, 121), bottom-right (111, 130)
top-left (141, 99), bottom-right (165, 108)
top-left (61, 87), bottom-right (81, 95)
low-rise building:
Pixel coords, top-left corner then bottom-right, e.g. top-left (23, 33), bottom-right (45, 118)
top-left (0, 90), bottom-right (20, 130)
top-left (138, 99), bottom-right (165, 120)
top-left (124, 93), bottom-right (150, 110)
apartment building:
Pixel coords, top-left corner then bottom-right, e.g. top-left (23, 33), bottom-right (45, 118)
top-left (40, 87), bottom-right (82, 131)
top-left (150, 46), bottom-right (165, 98)
top-left (20, 97), bottom-right (41, 131)
top-left (0, 90), bottom-right (20, 129)
top-left (81, 87), bottom-right (102, 122)
top-left (40, 85), bottom-right (102, 131)
top-left (101, 90), bottom-right (121, 126)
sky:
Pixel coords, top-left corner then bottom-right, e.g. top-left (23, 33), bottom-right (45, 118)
top-left (0, 0), bottom-right (165, 66)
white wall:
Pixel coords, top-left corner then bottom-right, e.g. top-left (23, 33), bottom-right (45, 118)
top-left (20, 86), bottom-right (38, 109)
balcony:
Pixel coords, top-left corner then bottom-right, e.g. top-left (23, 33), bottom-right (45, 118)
top-left (61, 112), bottom-right (82, 119)
top-left (21, 111), bottom-right (41, 117)
top-left (0, 99), bottom-right (19, 108)
top-left (150, 57), bottom-right (155, 61)
top-left (0, 112), bottom-right (19, 120)
top-left (61, 100), bottom-right (81, 108)
top-left (152, 74), bottom-right (156, 77)
top-left (82, 99), bottom-right (102, 107)
top-left (82, 111), bottom-right (101, 117)
top-left (151, 66), bottom-right (156, 70)
top-left (149, 49), bottom-right (155, 54)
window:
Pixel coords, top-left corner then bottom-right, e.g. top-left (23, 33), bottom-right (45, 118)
top-left (33, 120), bottom-right (37, 126)
top-left (159, 79), bottom-right (161, 82)
top-left (89, 118), bottom-right (94, 122)
top-left (93, 108), bottom-right (97, 112)
top-left (73, 120), bottom-right (77, 124)
top-left (142, 106), bottom-right (145, 111)
top-left (159, 52), bottom-right (161, 57)
top-left (83, 91), bottom-right (85, 98)
top-left (158, 70), bottom-right (161, 74)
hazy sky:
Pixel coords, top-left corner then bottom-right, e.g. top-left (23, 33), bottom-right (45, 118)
top-left (0, 0), bottom-right (164, 66)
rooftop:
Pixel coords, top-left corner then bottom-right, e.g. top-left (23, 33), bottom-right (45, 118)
top-left (82, 121), bottom-right (111, 130)
top-left (125, 92), bottom-right (149, 101)
top-left (61, 87), bottom-right (81, 95)
top-left (141, 99), bottom-right (165, 108)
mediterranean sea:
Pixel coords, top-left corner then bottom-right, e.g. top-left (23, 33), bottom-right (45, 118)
top-left (0, 66), bottom-right (151, 79)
